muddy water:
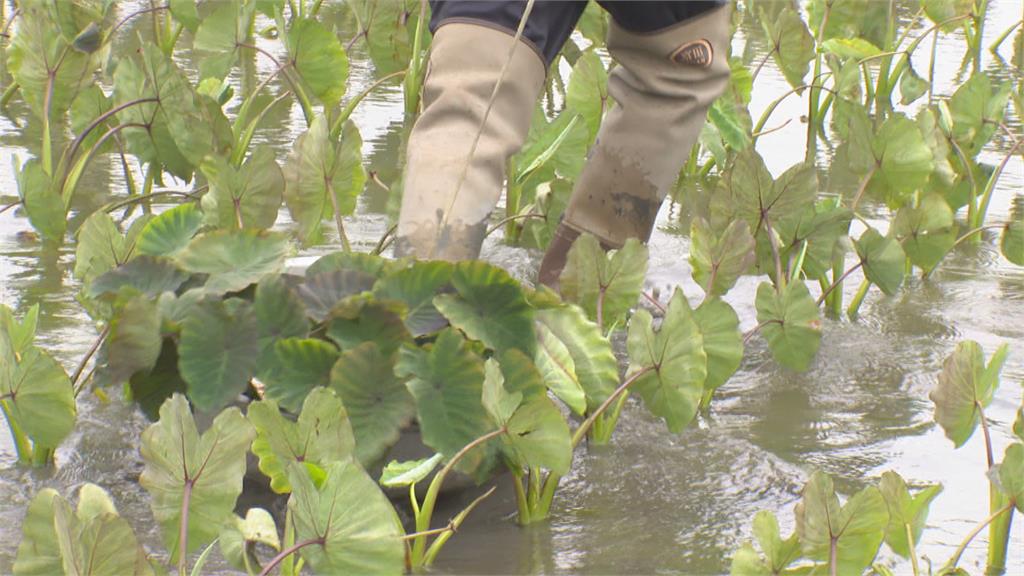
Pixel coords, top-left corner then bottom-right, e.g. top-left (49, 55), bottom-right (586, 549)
top-left (1, 1), bottom-right (1023, 574)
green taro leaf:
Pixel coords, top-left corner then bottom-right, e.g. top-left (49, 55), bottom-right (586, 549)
top-left (1002, 199), bottom-right (1023, 266)
top-left (899, 64), bottom-right (929, 105)
top-left (948, 73), bottom-right (1011, 158)
top-left (821, 37), bottom-right (881, 60)
top-left (248, 388), bottom-right (355, 493)
top-left (169, 0), bottom-right (200, 32)
top-left (135, 203), bottom-right (204, 258)
top-left (74, 212), bottom-right (130, 284)
top-left (88, 256), bottom-right (190, 300)
top-left (128, 340), bottom-right (187, 421)
top-left (759, 6), bottom-right (815, 89)
top-left (729, 150), bottom-right (817, 235)
top-left (309, 251), bottom-right (392, 278)
top-left (262, 338), bottom-right (340, 414)
top-left (297, 270), bottom-right (377, 322)
top-left (923, 0), bottom-right (974, 30)
top-left (104, 295), bottom-right (163, 384)
top-left (929, 341), bottom-right (1008, 448)
top-left (200, 146), bottom-right (284, 230)
top-left (535, 306), bottom-right (618, 412)
top-left (177, 298), bottom-right (260, 412)
top-left (219, 508), bottom-right (280, 573)
top-left (559, 235), bottom-right (648, 328)
top-left (193, 1), bottom-right (254, 79)
top-left (284, 116), bottom-right (366, 246)
top-left (755, 281), bottom-right (822, 371)
top-left (565, 50), bottom-right (608, 141)
top-left (396, 329), bottom-right (496, 477)
top-left (893, 194), bottom-right (957, 273)
top-left (286, 18), bottom-right (349, 110)
top-left (330, 342), bottom-right (416, 466)
top-left (373, 261), bottom-right (453, 336)
top-left (626, 289), bottom-right (708, 433)
top-left (690, 218), bottom-right (756, 297)
top-left (728, 510), bottom-right (800, 575)
top-left (534, 321), bottom-right (587, 415)
top-left (795, 471), bottom-right (889, 575)
top-left (693, 298), bottom-right (743, 397)
top-left (363, 0), bottom-right (421, 75)
top-left (51, 484), bottom-right (153, 576)
top-left (854, 228), bottom-right (906, 296)
top-left (878, 471), bottom-right (942, 558)
top-left (140, 395), bottom-right (256, 562)
top-left (17, 159), bottom-right (66, 243)
top-left (502, 393), bottom-right (572, 475)
top-left (253, 275), bottom-right (311, 379)
top-left (998, 443), bottom-right (1024, 511)
top-left (286, 461), bottom-right (405, 574)
top-left (482, 358), bottom-right (523, 428)
top-left (176, 229), bottom-right (290, 294)
top-left (379, 453), bottom-right (443, 488)
top-left (434, 261), bottom-right (536, 355)
top-left (13, 489), bottom-right (63, 576)
top-left (327, 299), bottom-right (410, 358)
top-left (0, 304), bottom-right (39, 357)
top-left (1, 342), bottom-right (76, 449)
top-left (773, 202), bottom-right (852, 279)
top-left (846, 108), bottom-right (934, 205)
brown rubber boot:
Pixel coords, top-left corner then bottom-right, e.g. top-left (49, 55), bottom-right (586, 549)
top-left (394, 23), bottom-right (546, 261)
top-left (539, 5), bottom-right (731, 283)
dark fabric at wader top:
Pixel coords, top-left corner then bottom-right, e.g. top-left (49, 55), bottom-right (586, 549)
top-left (429, 0), bottom-right (727, 64)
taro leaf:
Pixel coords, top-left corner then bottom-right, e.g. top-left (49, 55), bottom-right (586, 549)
top-left (379, 453), bottom-right (443, 488)
top-left (297, 270), bottom-right (377, 322)
top-left (253, 275), bottom-right (310, 379)
top-left (104, 295), bottom-right (162, 384)
top-left (51, 485), bottom-right (153, 576)
top-left (482, 358), bottom-right (523, 428)
top-left (774, 203), bottom-right (853, 279)
top-left (626, 289), bottom-right (707, 434)
top-left (899, 64), bottom-right (929, 105)
top-left (730, 150), bottom-right (816, 233)
top-left (929, 341), bottom-right (1008, 448)
top-left (157, 290), bottom-right (205, 329)
top-left (176, 229), bottom-right (290, 295)
top-left (998, 443), bottom-right (1024, 512)
top-left (262, 338), bottom-right (340, 414)
top-left (0, 304), bottom-right (39, 357)
top-left (70, 85), bottom-right (114, 157)
top-left (565, 50), bottom-right (608, 141)
top-left (219, 508), bottom-right (280, 572)
top-left (534, 321), bottom-right (587, 415)
top-left (88, 256), bottom-right (189, 300)
top-left (948, 73), bottom-right (1011, 158)
top-left (708, 94), bottom-right (752, 153)
top-left (74, 212), bottom-right (129, 284)
top-left (535, 306), bottom-right (618, 412)
top-left (923, 0), bottom-right (974, 30)
top-left (1, 343), bottom-right (75, 449)
top-left (286, 18), bottom-right (349, 110)
top-left (846, 108), bottom-right (934, 204)
top-left (17, 159), bottom-right (66, 242)
top-left (330, 342), bottom-right (416, 466)
top-left (396, 329), bottom-right (495, 476)
top-left (514, 110), bottom-right (589, 184)
top-left (854, 228), bottom-right (906, 296)
top-left (135, 203), bottom-right (203, 258)
top-left (795, 471), bottom-right (889, 575)
top-left (128, 340), bottom-right (187, 421)
top-left (1015, 406), bottom-right (1024, 442)
top-left (878, 471), bottom-right (942, 558)
top-left (917, 108), bottom-right (957, 190)
top-left (502, 394), bottom-right (572, 476)
top-left (373, 261), bottom-right (453, 336)
top-left (364, 0), bottom-right (420, 75)
top-left (1002, 200), bottom-right (1024, 265)
top-left (729, 544), bottom-right (772, 576)
top-left (169, 0), bottom-right (200, 32)
top-left (693, 298), bottom-right (743, 396)
top-left (286, 461), bottom-right (405, 574)
top-left (13, 489), bottom-right (63, 576)
top-left (690, 217), bottom-right (756, 297)
top-left (821, 38), bottom-right (881, 60)
top-left (200, 146), bottom-right (284, 230)
top-left (755, 281), bottom-right (821, 372)
top-left (759, 7), bottom-right (815, 89)
top-left (434, 261), bottom-right (536, 356)
top-left (559, 235), bottom-right (648, 328)
top-left (327, 299), bottom-right (410, 358)
top-left (309, 252), bottom-right (392, 278)
top-left (139, 394), bottom-right (256, 562)
top-left (807, 0), bottom-right (889, 46)
top-left (752, 510), bottom-right (802, 574)
top-left (248, 388), bottom-right (355, 493)
top-left (177, 298), bottom-right (260, 412)
top-left (193, 1), bottom-right (254, 80)
top-left (284, 116), bottom-right (366, 246)
top-left (892, 194), bottom-right (957, 273)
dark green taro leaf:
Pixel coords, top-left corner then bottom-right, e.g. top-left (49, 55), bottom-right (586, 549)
top-left (795, 471), bottom-right (889, 575)
top-left (88, 256), bottom-right (190, 300)
top-left (286, 460), bottom-right (405, 574)
top-left (565, 50), bottom-right (608, 142)
top-left (309, 251), bottom-right (392, 278)
top-left (139, 394), bottom-right (255, 563)
top-left (535, 306), bottom-right (618, 412)
top-left (286, 18), bottom-right (349, 110)
top-left (200, 146), bottom-right (284, 230)
top-left (559, 235), bottom-right (648, 329)
top-left (626, 289), bottom-right (708, 434)
top-left (878, 471), bottom-right (942, 558)
top-left (854, 228), bottom-right (906, 296)
top-left (755, 281), bottom-right (821, 372)
top-left (373, 261), bottom-right (454, 336)
top-left (434, 261), bottom-right (536, 356)
top-left (128, 340), bottom-right (187, 421)
top-left (284, 116), bottom-right (366, 246)
top-left (947, 73), bottom-right (1012, 158)
top-left (929, 341), bottom-right (1008, 448)
top-left (262, 338), bottom-right (340, 414)
top-left (135, 203), bottom-right (204, 258)
top-left (326, 299), bottom-right (410, 358)
top-left (330, 342), bottom-right (416, 466)
top-left (219, 508), bottom-right (280, 573)
top-left (17, 159), bottom-right (66, 243)
top-left (396, 329), bottom-right (496, 477)
top-left (759, 6), bottom-right (815, 90)
top-left (693, 298), bottom-right (743, 397)
top-left (74, 212), bottom-right (130, 284)
top-left (297, 270), bottom-right (377, 322)
top-left (248, 388), bottom-right (356, 493)
top-left (104, 295), bottom-right (162, 385)
top-left (998, 443), bottom-right (1024, 512)
top-left (193, 1), bottom-right (254, 80)
top-left (0, 341), bottom-right (75, 449)
top-left (176, 229), bottom-right (290, 295)
top-left (892, 194), bottom-right (957, 273)
top-left (253, 275), bottom-right (311, 380)
top-left (690, 218), bottom-right (755, 297)
top-left (177, 298), bottom-right (260, 412)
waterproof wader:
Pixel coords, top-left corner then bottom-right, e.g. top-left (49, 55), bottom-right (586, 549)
top-left (394, 0), bottom-right (731, 283)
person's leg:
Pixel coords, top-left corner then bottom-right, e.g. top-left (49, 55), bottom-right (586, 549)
top-left (395, 1), bottom-right (586, 261)
top-left (538, 1), bottom-right (731, 287)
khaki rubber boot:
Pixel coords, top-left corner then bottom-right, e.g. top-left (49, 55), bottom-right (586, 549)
top-left (538, 6), bottom-right (731, 287)
top-left (394, 23), bottom-right (546, 261)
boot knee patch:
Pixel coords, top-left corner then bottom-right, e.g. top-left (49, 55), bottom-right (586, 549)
top-left (670, 39), bottom-right (714, 68)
